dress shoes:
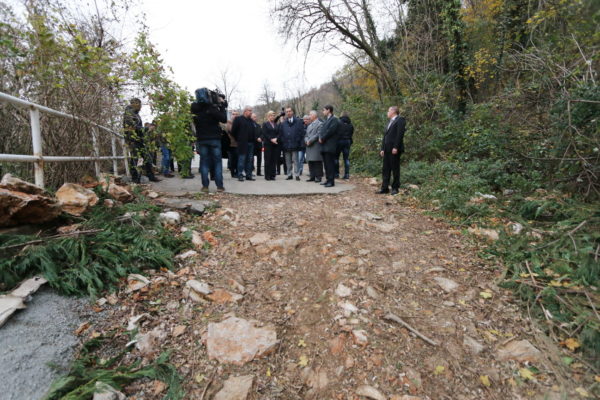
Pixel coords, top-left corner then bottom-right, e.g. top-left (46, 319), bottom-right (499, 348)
top-left (296, 176), bottom-right (300, 181)
top-left (324, 182), bottom-right (335, 187)
top-left (306, 178), bottom-right (315, 182)
top-left (376, 189), bottom-right (390, 194)
top-left (238, 177), bottom-right (244, 181)
top-left (246, 177), bottom-right (256, 181)
top-left (164, 173), bottom-right (175, 178)
top-left (182, 174), bottom-right (194, 179)
top-left (149, 176), bottom-right (161, 182)
top-left (315, 178), bottom-right (322, 183)
top-left (286, 176), bottom-right (293, 180)
top-left (391, 189), bottom-right (399, 195)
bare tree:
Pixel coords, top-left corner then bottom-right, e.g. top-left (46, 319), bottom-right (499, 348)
top-left (214, 66), bottom-right (240, 105)
top-left (258, 81), bottom-right (277, 108)
top-left (271, 0), bottom-right (399, 95)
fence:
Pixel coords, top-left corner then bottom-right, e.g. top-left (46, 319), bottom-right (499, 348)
top-left (0, 91), bottom-right (129, 188)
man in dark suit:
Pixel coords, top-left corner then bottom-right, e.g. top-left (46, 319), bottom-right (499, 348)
top-left (318, 104), bottom-right (340, 187)
top-left (231, 106), bottom-right (257, 181)
top-left (378, 106), bottom-right (406, 195)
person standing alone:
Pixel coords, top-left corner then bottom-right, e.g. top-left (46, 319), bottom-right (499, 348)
top-left (318, 104), bottom-right (340, 187)
top-left (378, 106), bottom-right (406, 195)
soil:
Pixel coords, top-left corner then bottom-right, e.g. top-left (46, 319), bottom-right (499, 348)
top-left (74, 178), bottom-right (583, 399)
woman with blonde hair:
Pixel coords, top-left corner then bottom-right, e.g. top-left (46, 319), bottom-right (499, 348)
top-left (261, 110), bottom-right (283, 180)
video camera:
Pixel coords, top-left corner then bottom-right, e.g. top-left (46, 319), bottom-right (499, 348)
top-left (192, 88), bottom-right (228, 111)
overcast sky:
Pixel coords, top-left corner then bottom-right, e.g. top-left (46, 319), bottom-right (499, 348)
top-left (141, 0), bottom-right (347, 108)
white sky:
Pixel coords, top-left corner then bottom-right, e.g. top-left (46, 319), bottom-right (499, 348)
top-left (141, 0), bottom-right (348, 108)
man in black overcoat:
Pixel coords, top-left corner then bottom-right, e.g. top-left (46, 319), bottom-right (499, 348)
top-left (318, 104), bottom-right (340, 187)
top-left (378, 106), bottom-right (406, 195)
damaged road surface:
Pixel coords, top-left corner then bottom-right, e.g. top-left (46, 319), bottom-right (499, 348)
top-left (0, 287), bottom-right (87, 400)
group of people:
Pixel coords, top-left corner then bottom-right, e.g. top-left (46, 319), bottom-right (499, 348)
top-left (123, 97), bottom-right (405, 195)
top-left (223, 105), bottom-right (352, 188)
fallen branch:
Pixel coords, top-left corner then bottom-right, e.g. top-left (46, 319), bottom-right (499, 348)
top-left (383, 312), bottom-right (438, 346)
top-left (0, 229), bottom-right (104, 251)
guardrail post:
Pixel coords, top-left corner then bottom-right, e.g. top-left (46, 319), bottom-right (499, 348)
top-left (122, 138), bottom-right (130, 177)
top-left (29, 108), bottom-right (44, 188)
top-left (110, 135), bottom-right (118, 175)
top-left (91, 127), bottom-right (101, 178)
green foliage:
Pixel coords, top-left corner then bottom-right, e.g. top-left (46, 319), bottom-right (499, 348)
top-left (0, 195), bottom-right (189, 297)
top-left (130, 30), bottom-right (195, 177)
top-left (44, 335), bottom-right (184, 400)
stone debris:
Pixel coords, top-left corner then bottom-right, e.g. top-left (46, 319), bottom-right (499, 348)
top-left (406, 184), bottom-right (420, 190)
top-left (355, 384), bottom-right (386, 400)
top-left (103, 182), bottom-right (134, 203)
top-left (127, 314), bottom-right (148, 331)
top-left (214, 375), bottom-right (254, 400)
top-left (185, 279), bottom-right (212, 302)
top-left (338, 301), bottom-right (359, 316)
top-left (176, 250), bottom-right (198, 259)
top-left (172, 325), bottom-right (186, 337)
top-left (0, 175), bottom-right (61, 227)
top-left (126, 274), bottom-right (150, 292)
top-left (93, 382), bottom-right (126, 400)
top-left (303, 367), bottom-right (329, 393)
top-left (432, 277), bottom-right (459, 293)
top-left (335, 283), bottom-right (352, 297)
top-left (157, 197), bottom-right (212, 215)
top-left (463, 335), bottom-right (485, 355)
top-left (468, 227), bottom-right (500, 241)
top-left (207, 289), bottom-right (243, 304)
top-left (206, 317), bottom-right (278, 365)
top-left (192, 230), bottom-right (204, 249)
top-left (147, 191), bottom-right (159, 199)
top-left (159, 211), bottom-right (181, 225)
top-left (508, 222), bottom-right (524, 235)
top-left (497, 339), bottom-right (541, 363)
top-left (55, 183), bottom-right (99, 216)
top-left (363, 212), bottom-right (383, 220)
top-left (351, 329), bottom-right (369, 346)
top-left (366, 286), bottom-right (380, 299)
top-left (249, 232), bottom-right (271, 246)
top-left (136, 326), bottom-right (167, 357)
top-left (0, 276), bottom-right (48, 327)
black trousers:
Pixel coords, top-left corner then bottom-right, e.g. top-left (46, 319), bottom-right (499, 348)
top-left (228, 148), bottom-right (238, 176)
top-left (381, 151), bottom-right (401, 190)
top-left (128, 143), bottom-right (155, 183)
top-left (254, 145), bottom-right (263, 174)
top-left (308, 161), bottom-right (323, 179)
top-left (264, 143), bottom-right (279, 179)
top-left (322, 152), bottom-right (336, 184)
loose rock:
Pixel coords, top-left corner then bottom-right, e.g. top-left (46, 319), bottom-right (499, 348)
top-left (159, 211), bottom-right (181, 225)
top-left (93, 382), bottom-right (126, 400)
top-left (497, 339), bottom-right (541, 363)
top-left (356, 384), bottom-right (386, 400)
top-left (463, 335), bottom-right (485, 355)
top-left (214, 375), bottom-right (254, 400)
top-left (433, 277), bottom-right (459, 293)
top-left (206, 317), bottom-right (278, 365)
top-left (55, 183), bottom-right (99, 216)
top-left (335, 283), bottom-right (352, 297)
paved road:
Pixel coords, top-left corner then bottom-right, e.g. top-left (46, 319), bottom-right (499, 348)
top-left (151, 158), bottom-right (354, 196)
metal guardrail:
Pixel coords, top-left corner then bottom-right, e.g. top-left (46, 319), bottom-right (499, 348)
top-left (0, 91), bottom-right (130, 188)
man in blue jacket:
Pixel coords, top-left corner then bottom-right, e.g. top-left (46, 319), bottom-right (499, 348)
top-left (278, 107), bottom-right (305, 181)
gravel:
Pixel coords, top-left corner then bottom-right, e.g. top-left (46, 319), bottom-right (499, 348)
top-left (0, 287), bottom-right (89, 400)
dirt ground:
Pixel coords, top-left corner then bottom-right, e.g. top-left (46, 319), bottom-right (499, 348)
top-left (88, 177), bottom-right (582, 400)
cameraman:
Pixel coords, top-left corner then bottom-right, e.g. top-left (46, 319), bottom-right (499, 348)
top-left (191, 91), bottom-right (227, 192)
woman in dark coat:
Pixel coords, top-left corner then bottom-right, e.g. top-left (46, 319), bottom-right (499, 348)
top-left (261, 110), bottom-right (282, 180)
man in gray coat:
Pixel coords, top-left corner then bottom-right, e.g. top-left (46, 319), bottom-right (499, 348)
top-left (304, 110), bottom-right (324, 182)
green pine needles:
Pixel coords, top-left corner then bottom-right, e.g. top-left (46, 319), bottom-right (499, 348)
top-left (0, 195), bottom-right (189, 297)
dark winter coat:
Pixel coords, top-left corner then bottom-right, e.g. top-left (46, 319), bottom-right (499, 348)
top-left (338, 115), bottom-right (354, 143)
top-left (318, 115), bottom-right (340, 154)
top-left (381, 115), bottom-right (406, 154)
top-left (191, 102), bottom-right (227, 142)
top-left (278, 117), bottom-right (305, 151)
top-left (231, 115), bottom-right (256, 154)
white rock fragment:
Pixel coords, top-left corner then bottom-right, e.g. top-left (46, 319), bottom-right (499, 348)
top-left (433, 277), bottom-right (459, 293)
top-left (159, 211), bottom-right (181, 225)
top-left (335, 283), bottom-right (352, 298)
